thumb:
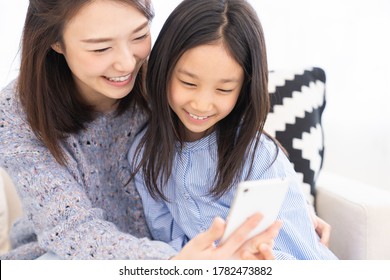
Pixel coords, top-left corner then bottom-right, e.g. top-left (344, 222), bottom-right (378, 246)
top-left (190, 216), bottom-right (226, 250)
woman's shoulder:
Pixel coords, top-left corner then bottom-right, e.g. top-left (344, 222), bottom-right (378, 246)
top-left (0, 79), bottom-right (25, 122)
top-left (0, 79), bottom-right (19, 104)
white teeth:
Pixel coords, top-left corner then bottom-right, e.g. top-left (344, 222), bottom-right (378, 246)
top-left (107, 73), bottom-right (131, 82)
top-left (189, 113), bottom-right (209, 120)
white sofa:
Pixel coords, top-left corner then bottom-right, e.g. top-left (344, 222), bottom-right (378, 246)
top-left (316, 171), bottom-right (390, 259)
top-left (2, 67), bottom-right (389, 259)
top-left (1, 166), bottom-right (390, 259)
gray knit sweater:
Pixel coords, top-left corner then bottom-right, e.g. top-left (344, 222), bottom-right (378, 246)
top-left (0, 80), bottom-right (177, 259)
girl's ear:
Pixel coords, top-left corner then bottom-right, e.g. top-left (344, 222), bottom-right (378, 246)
top-left (51, 42), bottom-right (64, 54)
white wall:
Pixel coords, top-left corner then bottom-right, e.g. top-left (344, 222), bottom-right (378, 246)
top-left (251, 0), bottom-right (390, 192)
top-left (0, 1), bottom-right (28, 87)
top-left (1, 1), bottom-right (389, 191)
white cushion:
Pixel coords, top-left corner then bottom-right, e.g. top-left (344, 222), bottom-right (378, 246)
top-left (0, 168), bottom-right (23, 254)
top-left (0, 169), bottom-right (10, 254)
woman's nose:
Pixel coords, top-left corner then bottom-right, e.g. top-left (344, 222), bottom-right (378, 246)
top-left (113, 47), bottom-right (136, 72)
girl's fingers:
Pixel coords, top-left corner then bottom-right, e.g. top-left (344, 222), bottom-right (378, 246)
top-left (314, 216), bottom-right (331, 247)
top-left (318, 224), bottom-right (331, 247)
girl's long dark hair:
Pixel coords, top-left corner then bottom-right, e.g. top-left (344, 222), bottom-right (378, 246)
top-left (134, 0), bottom-right (270, 200)
top-left (18, 0), bottom-right (153, 165)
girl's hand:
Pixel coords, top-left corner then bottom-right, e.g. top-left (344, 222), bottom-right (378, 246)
top-left (310, 211), bottom-right (331, 247)
top-left (171, 213), bottom-right (281, 260)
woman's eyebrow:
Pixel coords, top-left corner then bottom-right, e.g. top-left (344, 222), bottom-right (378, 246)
top-left (81, 21), bottom-right (149, 44)
top-left (81, 37), bottom-right (113, 44)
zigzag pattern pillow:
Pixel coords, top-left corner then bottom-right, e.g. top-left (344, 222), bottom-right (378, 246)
top-left (265, 67), bottom-right (326, 204)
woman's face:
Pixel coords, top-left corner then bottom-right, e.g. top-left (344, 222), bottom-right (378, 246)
top-left (53, 0), bottom-right (151, 112)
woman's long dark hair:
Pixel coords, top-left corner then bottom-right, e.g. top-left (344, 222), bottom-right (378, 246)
top-left (134, 0), bottom-right (270, 200)
top-left (18, 0), bottom-right (153, 165)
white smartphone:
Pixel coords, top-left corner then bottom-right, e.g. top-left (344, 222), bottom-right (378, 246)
top-left (220, 178), bottom-right (289, 244)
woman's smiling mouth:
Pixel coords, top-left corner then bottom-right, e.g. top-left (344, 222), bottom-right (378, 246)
top-left (105, 73), bottom-right (132, 83)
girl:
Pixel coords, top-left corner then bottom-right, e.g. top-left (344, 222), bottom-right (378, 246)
top-left (129, 0), bottom-right (337, 260)
top-left (0, 0), bottom-right (278, 260)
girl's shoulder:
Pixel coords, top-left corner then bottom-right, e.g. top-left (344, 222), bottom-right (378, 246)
top-left (255, 132), bottom-right (280, 154)
top-left (127, 125), bottom-right (147, 166)
top-left (240, 132), bottom-right (294, 180)
top-left (251, 132), bottom-right (290, 167)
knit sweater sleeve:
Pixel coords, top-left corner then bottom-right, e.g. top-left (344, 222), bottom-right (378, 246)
top-left (0, 81), bottom-right (177, 259)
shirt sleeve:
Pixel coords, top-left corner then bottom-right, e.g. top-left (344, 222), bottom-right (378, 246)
top-left (134, 172), bottom-right (189, 251)
top-left (0, 83), bottom-right (177, 260)
top-left (129, 131), bottom-right (189, 251)
top-left (251, 136), bottom-right (337, 260)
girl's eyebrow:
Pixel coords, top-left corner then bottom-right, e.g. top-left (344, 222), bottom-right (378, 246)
top-left (81, 21), bottom-right (149, 44)
top-left (177, 68), bottom-right (241, 83)
top-left (177, 68), bottom-right (197, 79)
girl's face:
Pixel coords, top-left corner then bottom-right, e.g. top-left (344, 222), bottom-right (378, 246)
top-left (52, 0), bottom-right (151, 112)
top-left (168, 43), bottom-right (244, 142)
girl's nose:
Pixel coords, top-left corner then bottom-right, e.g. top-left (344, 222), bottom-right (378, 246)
top-left (191, 90), bottom-right (213, 112)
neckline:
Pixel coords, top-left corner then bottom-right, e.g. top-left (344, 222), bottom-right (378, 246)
top-left (176, 131), bottom-right (217, 152)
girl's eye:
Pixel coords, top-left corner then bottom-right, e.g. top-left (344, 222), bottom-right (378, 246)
top-left (180, 80), bottom-right (196, 87)
top-left (93, 48), bottom-right (110, 53)
top-left (218, 89), bottom-right (233, 93)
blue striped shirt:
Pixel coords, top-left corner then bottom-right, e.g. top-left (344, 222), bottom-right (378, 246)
top-left (128, 129), bottom-right (337, 260)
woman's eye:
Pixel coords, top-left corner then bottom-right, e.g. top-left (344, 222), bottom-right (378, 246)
top-left (93, 48), bottom-right (110, 53)
top-left (135, 33), bottom-right (149, 41)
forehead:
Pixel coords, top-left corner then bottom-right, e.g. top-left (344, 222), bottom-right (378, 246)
top-left (175, 43), bottom-right (244, 80)
top-left (63, 0), bottom-right (147, 39)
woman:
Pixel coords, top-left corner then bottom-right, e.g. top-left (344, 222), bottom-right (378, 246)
top-left (0, 0), bottom-right (281, 260)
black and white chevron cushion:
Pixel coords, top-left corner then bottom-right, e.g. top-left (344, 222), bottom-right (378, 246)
top-left (265, 67), bottom-right (326, 204)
